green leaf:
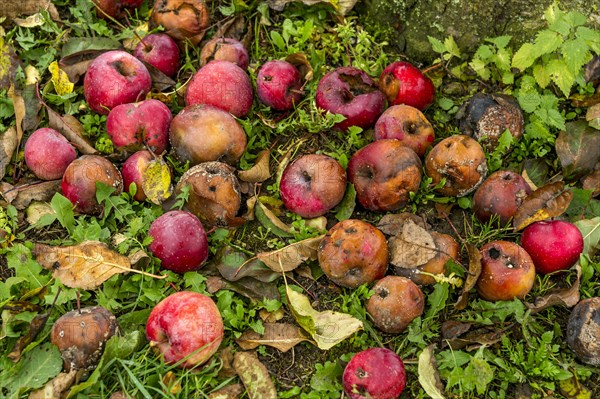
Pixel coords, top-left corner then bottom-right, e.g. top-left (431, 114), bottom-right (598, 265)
top-left (424, 283), bottom-right (449, 320)
top-left (517, 91), bottom-right (541, 113)
top-left (444, 36), bottom-right (461, 58)
top-left (102, 331), bottom-right (146, 363)
top-left (576, 26), bottom-right (600, 54)
top-left (547, 58), bottom-right (576, 97)
top-left (534, 30), bottom-right (562, 56)
top-left (561, 37), bottom-right (591, 74)
top-left (4, 342), bottom-right (62, 397)
top-left (473, 44), bottom-right (493, 60)
top-left (493, 48), bottom-right (512, 72)
top-left (310, 361), bottom-right (343, 391)
top-left (469, 58), bottom-right (490, 80)
top-left (270, 31), bottom-right (286, 51)
top-left (334, 183), bottom-right (356, 221)
top-left (575, 217), bottom-right (600, 257)
top-left (512, 43), bottom-right (538, 70)
top-left (487, 35), bottom-right (512, 49)
top-left (428, 36), bottom-right (446, 54)
top-left (51, 193), bottom-right (75, 234)
top-left (532, 63), bottom-right (552, 88)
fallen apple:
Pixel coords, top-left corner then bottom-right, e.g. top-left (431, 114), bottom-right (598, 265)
top-left (257, 60), bottom-right (303, 111)
top-left (24, 128), bottom-right (77, 181)
top-left (379, 61), bottom-right (435, 111)
top-left (134, 33), bottom-right (181, 78)
top-left (200, 37), bottom-right (249, 70)
top-left (150, 0), bottom-right (210, 45)
top-left (374, 104), bottom-right (435, 157)
top-left (473, 170), bottom-right (532, 225)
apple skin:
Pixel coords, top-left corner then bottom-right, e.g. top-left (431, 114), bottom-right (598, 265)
top-left (476, 240), bottom-right (536, 301)
top-left (169, 104), bottom-right (247, 167)
top-left (520, 220), bottom-right (584, 274)
top-left (106, 99), bottom-right (172, 154)
top-left (318, 219), bottom-right (388, 288)
top-left (379, 61), bottom-right (435, 111)
top-left (348, 139), bottom-right (422, 212)
top-left (121, 150), bottom-right (153, 201)
top-left (134, 33), bottom-right (181, 77)
top-left (342, 347), bottom-right (406, 399)
top-left (61, 155), bottom-right (123, 215)
top-left (150, 0), bottom-right (210, 45)
top-left (185, 60), bottom-right (253, 118)
top-left (146, 291), bottom-right (224, 368)
top-left (315, 66), bottom-right (386, 131)
top-left (374, 104), bottom-right (435, 157)
top-left (366, 276), bottom-right (424, 334)
top-left (83, 50), bottom-right (152, 115)
top-left (473, 170), bottom-right (532, 225)
top-left (24, 128), bottom-right (77, 180)
top-left (256, 60), bottom-right (303, 111)
top-left (279, 154), bottom-right (347, 218)
top-left (148, 210), bottom-right (209, 273)
top-left (200, 37), bottom-right (249, 70)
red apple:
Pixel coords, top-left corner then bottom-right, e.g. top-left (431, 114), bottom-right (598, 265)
top-left (24, 128), bottom-right (77, 180)
top-left (185, 60), bottom-right (253, 118)
top-left (476, 240), bottom-right (536, 301)
top-left (134, 33), bottom-right (181, 78)
top-left (315, 66), bottom-right (386, 131)
top-left (146, 291), bottom-right (224, 368)
top-left (121, 150), bottom-right (153, 201)
top-left (520, 220), bottom-right (584, 274)
top-left (374, 104), bottom-right (435, 157)
top-left (84, 50), bottom-right (152, 115)
top-left (94, 0), bottom-right (143, 19)
top-left (279, 154), bottom-right (347, 218)
top-left (473, 170), bottom-right (532, 225)
top-left (343, 348), bottom-right (406, 399)
top-left (256, 60), bottom-right (303, 111)
top-left (348, 140), bottom-right (422, 212)
top-left (148, 210), bottom-right (209, 273)
top-left (106, 99), bottom-right (172, 154)
top-left (379, 61), bottom-right (435, 110)
top-left (200, 37), bottom-right (249, 70)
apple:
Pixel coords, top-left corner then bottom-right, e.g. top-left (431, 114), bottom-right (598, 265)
top-left (348, 139), bottom-right (422, 212)
top-left (106, 99), bottom-right (172, 154)
top-left (476, 240), bottom-right (536, 301)
top-left (24, 128), bottom-right (77, 180)
top-left (93, 0), bottom-right (143, 19)
top-left (148, 210), bottom-right (209, 273)
top-left (379, 61), bottom-right (435, 110)
top-left (342, 348), bottom-right (406, 399)
top-left (567, 297), bottom-right (600, 365)
top-left (318, 219), bottom-right (388, 288)
top-left (61, 155), bottom-right (123, 215)
top-left (473, 170), bottom-right (532, 225)
top-left (520, 220), bottom-right (584, 274)
top-left (315, 66), bottom-right (386, 131)
top-left (51, 306), bottom-right (118, 371)
top-left (121, 150), bottom-right (153, 201)
top-left (200, 37), bottom-right (249, 70)
top-left (366, 276), bottom-right (424, 334)
top-left (84, 50), bottom-right (152, 115)
top-left (134, 33), bottom-right (181, 77)
top-left (169, 104), bottom-right (247, 166)
top-left (425, 134), bottom-right (487, 197)
top-left (146, 291), bottom-right (224, 368)
top-left (279, 154), bottom-right (347, 218)
top-left (185, 60), bottom-right (253, 118)
top-left (374, 104), bottom-right (435, 157)
top-left (256, 60), bottom-right (303, 111)
top-left (150, 0), bottom-right (210, 45)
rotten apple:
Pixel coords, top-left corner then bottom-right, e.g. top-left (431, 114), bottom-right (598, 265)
top-left (200, 37), bottom-right (249, 70)
top-left (134, 33), bottom-right (181, 78)
top-left (374, 104), bottom-right (435, 157)
top-left (473, 170), bottom-right (532, 225)
top-left (343, 347), bottom-right (406, 399)
top-left (256, 60), bottom-right (303, 111)
top-left (122, 150), bottom-right (153, 202)
top-left (150, 0), bottom-right (210, 45)
top-left (379, 61), bottom-right (435, 111)
top-left (567, 297), bottom-right (600, 365)
top-left (24, 128), bottom-right (77, 181)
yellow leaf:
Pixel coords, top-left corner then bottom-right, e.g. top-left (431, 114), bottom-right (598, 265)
top-left (49, 61), bottom-right (74, 96)
top-left (142, 158), bottom-right (173, 204)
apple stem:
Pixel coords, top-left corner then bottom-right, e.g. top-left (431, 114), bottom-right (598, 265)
top-left (133, 29), bottom-right (152, 52)
top-left (444, 215), bottom-right (466, 247)
top-left (421, 63), bottom-right (443, 75)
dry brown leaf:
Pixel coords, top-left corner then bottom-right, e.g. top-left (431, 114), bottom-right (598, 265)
top-left (208, 384), bottom-right (244, 399)
top-left (582, 163), bottom-right (600, 197)
top-left (0, 0), bottom-right (59, 19)
top-left (217, 346), bottom-right (237, 378)
top-left (513, 181), bottom-right (573, 231)
top-left (8, 85), bottom-right (25, 147)
top-left (555, 120), bottom-right (600, 180)
top-left (285, 53), bottom-right (313, 83)
top-left (0, 126), bottom-right (18, 179)
top-left (214, 15), bottom-right (247, 41)
top-left (47, 109), bottom-right (97, 155)
top-left (238, 150), bottom-right (271, 183)
top-left (256, 235), bottom-right (324, 272)
top-left (33, 241), bottom-right (165, 290)
top-left (526, 264), bottom-right (581, 313)
top-left (444, 326), bottom-right (505, 351)
top-left (236, 323), bottom-right (312, 352)
top-left (377, 212), bottom-right (429, 236)
top-left (28, 369), bottom-right (78, 399)
top-left (259, 308), bottom-right (285, 323)
top-left (233, 351), bottom-right (277, 399)
top-left (3, 180), bottom-right (61, 209)
top-left (454, 244), bottom-right (482, 310)
top-left (389, 219), bottom-right (437, 269)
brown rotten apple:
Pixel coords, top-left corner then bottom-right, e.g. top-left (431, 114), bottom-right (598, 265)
top-left (348, 139), bottom-right (422, 212)
top-left (318, 219), bottom-right (388, 288)
top-left (473, 170), bottom-right (532, 225)
top-left (200, 37), bottom-right (249, 70)
top-left (425, 134), bottom-right (487, 197)
top-left (476, 240), bottom-right (536, 301)
top-left (374, 104), bottom-right (435, 157)
top-left (366, 276), bottom-right (424, 334)
top-left (150, 0), bottom-right (210, 45)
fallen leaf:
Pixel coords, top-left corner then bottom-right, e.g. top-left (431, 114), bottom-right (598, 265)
top-left (267, 0), bottom-right (357, 15)
top-left (587, 103), bottom-right (600, 130)
top-left (526, 265), bottom-right (581, 313)
top-left (334, 183), bottom-right (356, 222)
top-left (0, 126), bottom-right (18, 179)
top-left (389, 219), bottom-right (437, 269)
top-left (128, 250), bottom-right (151, 269)
top-left (559, 376), bottom-right (593, 399)
top-left (3, 180), bottom-right (61, 209)
top-left (8, 311), bottom-right (51, 362)
top-left (513, 181), bottom-right (573, 231)
top-left (47, 110), bottom-right (97, 155)
top-left (59, 51), bottom-right (104, 83)
top-left (214, 15), bottom-right (247, 40)
top-left (0, 37), bottom-right (22, 90)
top-left (14, 13), bottom-right (44, 28)
top-left (233, 351), bottom-right (277, 399)
top-left (217, 346), bottom-right (237, 378)
top-left (254, 199), bottom-right (292, 238)
top-left (377, 212), bottom-right (429, 236)
top-left (206, 276), bottom-right (281, 301)
top-left (28, 370), bottom-right (78, 399)
top-left (434, 203), bottom-right (455, 219)
top-left (48, 61), bottom-right (74, 96)
top-left (214, 247), bottom-right (280, 283)
top-left (9, 84), bottom-right (25, 146)
top-left (143, 61), bottom-right (176, 91)
top-left (0, 0), bottom-right (59, 19)
top-left (122, 23), bottom-right (149, 51)
top-left (286, 52), bottom-right (313, 83)
top-left (26, 201), bottom-right (55, 225)
top-left (522, 158), bottom-right (550, 191)
top-left (581, 163), bottom-right (600, 196)
top-left (142, 158), bottom-right (173, 204)
top-left (208, 383), bottom-right (245, 399)
top-left (418, 345), bottom-right (446, 399)
top-left (22, 83), bottom-right (43, 132)
top-left (259, 308), bottom-right (285, 323)
top-left (454, 244), bottom-right (482, 310)
top-left (238, 150), bottom-right (271, 183)
top-left (33, 241), bottom-right (166, 289)
top-left (555, 120), bottom-right (600, 181)
top-left (236, 323), bottom-right (312, 352)
top-left (256, 235), bottom-right (324, 272)
top-left (287, 286), bottom-right (363, 350)
top-left (574, 217), bottom-right (600, 257)
top-left (584, 55), bottom-right (600, 86)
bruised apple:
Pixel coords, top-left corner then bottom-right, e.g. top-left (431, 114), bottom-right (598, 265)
top-left (318, 219), bottom-right (388, 288)
top-left (343, 348), bottom-right (406, 399)
top-left (379, 61), bottom-right (435, 110)
top-left (200, 37), bottom-right (249, 70)
top-left (256, 60), bottom-right (303, 111)
top-left (24, 128), bottom-right (77, 180)
top-left (146, 291), bottom-right (224, 368)
top-left (473, 170), bottom-right (532, 225)
top-left (134, 33), bottom-right (181, 78)
top-left (121, 151), bottom-right (153, 201)
top-left (150, 0), bottom-right (210, 45)
top-left (348, 140), bottom-right (422, 212)
top-left (374, 104), bottom-right (435, 157)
